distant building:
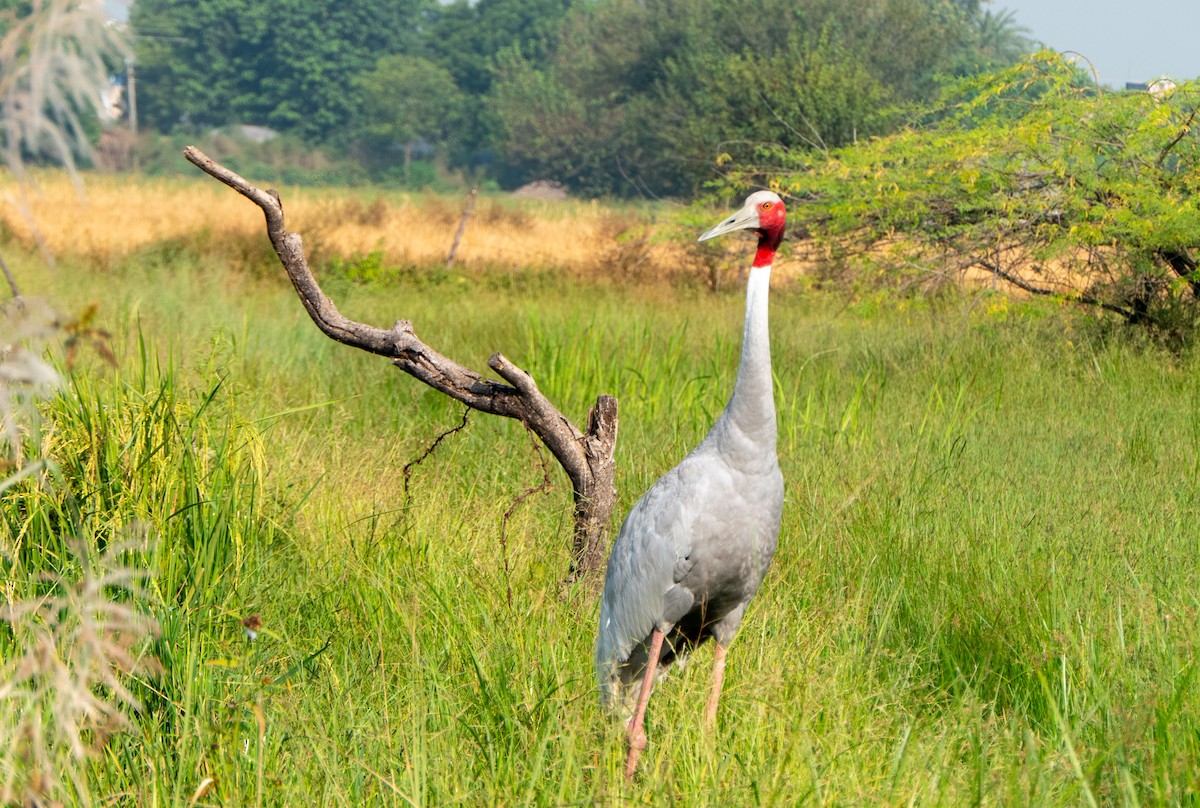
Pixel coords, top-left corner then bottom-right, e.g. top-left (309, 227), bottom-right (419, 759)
top-left (1148, 78), bottom-right (1177, 97)
top-left (1126, 78), bottom-right (1177, 97)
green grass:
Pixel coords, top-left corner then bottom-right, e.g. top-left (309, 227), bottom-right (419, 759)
top-left (4, 242), bottom-right (1200, 805)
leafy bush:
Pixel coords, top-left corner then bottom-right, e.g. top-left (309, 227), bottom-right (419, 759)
top-left (723, 52), bottom-right (1200, 341)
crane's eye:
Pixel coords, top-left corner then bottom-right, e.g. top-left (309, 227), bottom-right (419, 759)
top-left (761, 202), bottom-right (772, 210)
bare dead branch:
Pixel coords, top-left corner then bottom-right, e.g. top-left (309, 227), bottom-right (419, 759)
top-left (446, 188), bottom-right (476, 269)
top-left (183, 146), bottom-right (619, 581)
top-left (976, 256), bottom-right (1137, 320)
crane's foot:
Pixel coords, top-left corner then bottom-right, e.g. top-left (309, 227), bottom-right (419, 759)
top-left (624, 721), bottom-right (647, 780)
top-left (623, 628), bottom-right (664, 781)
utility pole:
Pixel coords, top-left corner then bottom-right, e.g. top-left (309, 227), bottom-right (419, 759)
top-left (126, 58), bottom-right (138, 137)
top-left (127, 58), bottom-right (138, 170)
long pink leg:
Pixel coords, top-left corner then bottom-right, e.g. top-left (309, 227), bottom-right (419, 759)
top-left (624, 628), bottom-right (665, 781)
top-left (704, 643), bottom-right (728, 728)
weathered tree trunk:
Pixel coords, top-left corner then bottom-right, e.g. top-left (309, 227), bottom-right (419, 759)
top-left (569, 395), bottom-right (618, 579)
top-left (446, 187), bottom-right (477, 269)
top-left (184, 146), bottom-right (618, 583)
top-left (1159, 248), bottom-right (1200, 299)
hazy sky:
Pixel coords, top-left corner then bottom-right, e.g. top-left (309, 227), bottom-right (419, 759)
top-left (1001, 0), bottom-right (1200, 86)
top-left (104, 0), bottom-right (128, 21)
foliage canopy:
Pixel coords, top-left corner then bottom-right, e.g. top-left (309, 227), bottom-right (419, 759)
top-left (353, 55), bottom-right (465, 182)
top-left (131, 0), bottom-right (432, 143)
top-left (489, 0), bottom-right (999, 196)
top-left (723, 52), bottom-right (1200, 336)
top-left (128, 0), bottom-right (1034, 194)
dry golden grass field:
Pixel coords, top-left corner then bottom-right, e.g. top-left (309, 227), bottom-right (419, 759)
top-left (0, 172), bottom-right (695, 276)
top-left (0, 170), bottom-right (848, 289)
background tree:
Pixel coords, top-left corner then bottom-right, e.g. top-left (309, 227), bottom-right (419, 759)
top-left (131, 0), bottom-right (432, 143)
top-left (721, 52), bottom-right (1200, 341)
top-left (354, 55), bottom-right (465, 185)
top-left (130, 0), bottom-right (1034, 196)
top-left (973, 7), bottom-right (1035, 64)
top-left (487, 0), bottom-right (1024, 196)
top-left (488, 49), bottom-right (624, 195)
top-left (424, 0), bottom-right (572, 171)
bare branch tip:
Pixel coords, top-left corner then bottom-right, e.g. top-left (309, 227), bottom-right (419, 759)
top-left (182, 144), bottom-right (211, 166)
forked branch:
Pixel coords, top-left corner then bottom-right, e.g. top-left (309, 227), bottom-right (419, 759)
top-left (183, 146), bottom-right (618, 582)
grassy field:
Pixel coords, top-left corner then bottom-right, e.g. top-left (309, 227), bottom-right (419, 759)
top-left (3, 174), bottom-right (1200, 805)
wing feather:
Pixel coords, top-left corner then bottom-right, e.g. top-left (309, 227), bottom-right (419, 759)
top-left (594, 451), bottom-right (726, 711)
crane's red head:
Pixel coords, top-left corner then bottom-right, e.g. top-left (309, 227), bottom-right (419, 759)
top-left (697, 190), bottom-right (786, 268)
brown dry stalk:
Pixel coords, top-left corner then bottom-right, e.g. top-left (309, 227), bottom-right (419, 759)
top-left (401, 406), bottom-right (471, 509)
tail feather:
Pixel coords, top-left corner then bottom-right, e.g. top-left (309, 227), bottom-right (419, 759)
top-left (597, 637), bottom-right (695, 718)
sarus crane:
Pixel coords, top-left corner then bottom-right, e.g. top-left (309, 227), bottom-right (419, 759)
top-left (595, 190), bottom-right (787, 779)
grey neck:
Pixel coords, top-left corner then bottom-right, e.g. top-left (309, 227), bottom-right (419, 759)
top-left (712, 264), bottom-right (776, 457)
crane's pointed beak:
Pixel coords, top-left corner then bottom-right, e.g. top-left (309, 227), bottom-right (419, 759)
top-left (698, 203), bottom-right (761, 242)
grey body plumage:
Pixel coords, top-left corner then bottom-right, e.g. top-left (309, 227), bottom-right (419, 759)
top-left (595, 403), bottom-right (784, 712)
